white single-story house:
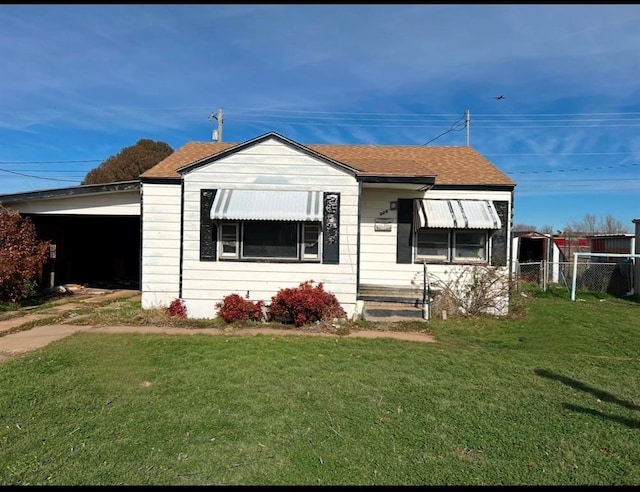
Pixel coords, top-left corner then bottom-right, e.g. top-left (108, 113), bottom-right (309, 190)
top-left (139, 131), bottom-right (516, 320)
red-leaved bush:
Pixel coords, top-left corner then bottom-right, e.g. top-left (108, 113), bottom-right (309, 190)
top-left (167, 298), bottom-right (187, 318)
top-left (0, 206), bottom-right (50, 303)
top-left (216, 293), bottom-right (264, 323)
top-left (268, 280), bottom-right (346, 327)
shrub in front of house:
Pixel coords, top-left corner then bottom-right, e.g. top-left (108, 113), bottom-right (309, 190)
top-left (0, 205), bottom-right (50, 304)
top-left (167, 298), bottom-right (187, 318)
top-left (216, 293), bottom-right (264, 323)
top-left (268, 280), bottom-right (346, 328)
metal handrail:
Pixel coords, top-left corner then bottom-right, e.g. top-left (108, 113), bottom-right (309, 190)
top-left (422, 260), bottom-right (431, 322)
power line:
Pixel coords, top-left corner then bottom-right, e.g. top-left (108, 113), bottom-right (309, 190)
top-left (222, 113), bottom-right (640, 130)
top-left (221, 119), bottom-right (467, 128)
top-left (507, 162), bottom-right (640, 174)
top-left (228, 106), bottom-right (640, 118)
top-left (516, 177), bottom-right (640, 182)
top-left (0, 168), bottom-right (80, 182)
top-left (422, 114), bottom-right (466, 146)
top-left (485, 151), bottom-right (638, 156)
top-left (0, 159), bottom-right (102, 164)
top-left (0, 169), bottom-right (87, 173)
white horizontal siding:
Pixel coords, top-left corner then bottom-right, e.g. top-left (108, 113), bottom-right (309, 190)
top-left (180, 138), bottom-right (359, 319)
top-left (6, 191), bottom-right (140, 216)
top-left (141, 183), bottom-right (181, 309)
top-left (142, 221), bottom-right (181, 233)
top-left (358, 188), bottom-right (512, 288)
top-left (142, 212), bottom-right (181, 224)
top-left (142, 292), bottom-right (180, 310)
top-left (142, 257), bottom-right (180, 268)
top-left (142, 272), bottom-right (180, 284)
top-left (142, 183), bottom-right (182, 196)
top-left (143, 229), bottom-right (181, 240)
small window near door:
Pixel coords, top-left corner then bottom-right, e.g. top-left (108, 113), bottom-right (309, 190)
top-left (416, 230), bottom-right (449, 261)
top-left (453, 231), bottom-right (487, 261)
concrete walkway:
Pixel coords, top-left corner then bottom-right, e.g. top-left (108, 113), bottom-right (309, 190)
top-left (0, 290), bottom-right (435, 362)
top-left (0, 289), bottom-right (141, 361)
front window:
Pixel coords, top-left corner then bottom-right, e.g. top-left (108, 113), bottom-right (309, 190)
top-left (415, 229), bottom-right (488, 263)
top-left (217, 220), bottom-right (321, 261)
top-left (243, 221), bottom-right (297, 259)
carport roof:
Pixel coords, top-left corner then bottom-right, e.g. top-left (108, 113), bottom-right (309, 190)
top-left (0, 180), bottom-right (140, 205)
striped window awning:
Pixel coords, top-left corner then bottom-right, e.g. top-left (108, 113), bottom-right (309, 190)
top-left (210, 189), bottom-right (323, 221)
top-left (414, 199), bottom-right (502, 230)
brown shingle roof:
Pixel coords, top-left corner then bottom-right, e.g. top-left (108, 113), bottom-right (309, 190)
top-left (140, 142), bottom-right (236, 180)
top-left (140, 139), bottom-right (515, 186)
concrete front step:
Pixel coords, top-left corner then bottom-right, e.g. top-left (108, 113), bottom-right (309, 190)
top-left (358, 284), bottom-right (431, 305)
top-left (362, 301), bottom-right (427, 322)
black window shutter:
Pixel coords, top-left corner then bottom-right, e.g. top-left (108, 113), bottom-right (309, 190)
top-left (396, 198), bottom-right (413, 264)
top-left (200, 189), bottom-right (218, 261)
top-left (490, 200), bottom-right (509, 266)
top-left (322, 192), bottom-right (340, 264)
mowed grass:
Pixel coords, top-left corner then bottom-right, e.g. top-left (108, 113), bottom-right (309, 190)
top-left (0, 287), bottom-right (639, 485)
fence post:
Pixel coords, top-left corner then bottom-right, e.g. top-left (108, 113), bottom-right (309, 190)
top-left (571, 252), bottom-right (579, 301)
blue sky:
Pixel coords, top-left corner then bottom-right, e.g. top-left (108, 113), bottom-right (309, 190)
top-left (1, 4), bottom-right (640, 231)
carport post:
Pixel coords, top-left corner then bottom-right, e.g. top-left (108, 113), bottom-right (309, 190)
top-left (49, 243), bottom-right (57, 288)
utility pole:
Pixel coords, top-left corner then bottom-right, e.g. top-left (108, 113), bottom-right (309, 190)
top-left (465, 109), bottom-right (470, 146)
top-left (209, 108), bottom-right (224, 142)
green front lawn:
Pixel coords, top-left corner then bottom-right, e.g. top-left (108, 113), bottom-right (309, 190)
top-left (0, 287), bottom-right (638, 485)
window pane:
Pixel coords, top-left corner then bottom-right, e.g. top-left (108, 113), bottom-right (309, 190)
top-left (417, 230), bottom-right (449, 258)
top-left (303, 222), bottom-right (320, 258)
top-left (221, 223), bottom-right (237, 256)
top-left (455, 231), bottom-right (486, 260)
top-left (243, 221), bottom-right (298, 258)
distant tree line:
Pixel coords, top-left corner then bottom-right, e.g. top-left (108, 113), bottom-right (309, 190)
top-left (514, 213), bottom-right (632, 235)
top-left (82, 139), bottom-right (173, 185)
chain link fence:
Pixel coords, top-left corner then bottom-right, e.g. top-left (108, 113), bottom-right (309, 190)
top-left (514, 259), bottom-right (635, 297)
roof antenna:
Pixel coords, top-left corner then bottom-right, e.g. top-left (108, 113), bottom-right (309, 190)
top-left (208, 108), bottom-right (223, 142)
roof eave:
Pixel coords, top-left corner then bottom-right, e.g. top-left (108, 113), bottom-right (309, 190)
top-left (356, 175), bottom-right (436, 185)
top-left (0, 180), bottom-right (140, 204)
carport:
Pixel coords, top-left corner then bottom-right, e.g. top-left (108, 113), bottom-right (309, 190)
top-left (0, 181), bottom-right (141, 289)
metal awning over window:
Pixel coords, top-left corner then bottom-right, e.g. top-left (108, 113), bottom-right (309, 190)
top-left (210, 189), bottom-right (323, 221)
top-left (415, 199), bottom-right (502, 230)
